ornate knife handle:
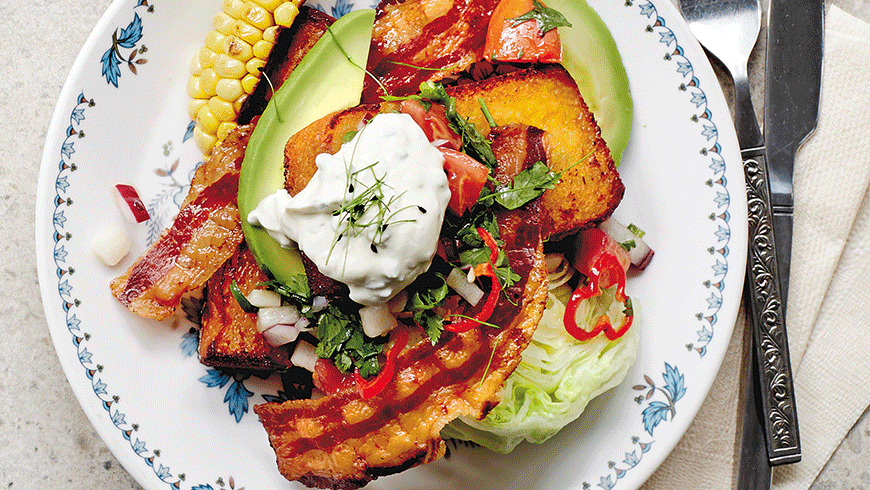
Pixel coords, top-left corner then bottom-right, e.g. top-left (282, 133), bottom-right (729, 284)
top-left (742, 146), bottom-right (801, 465)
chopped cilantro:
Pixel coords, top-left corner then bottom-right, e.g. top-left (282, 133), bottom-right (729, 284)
top-left (620, 239), bottom-right (637, 252)
top-left (407, 272), bottom-right (449, 344)
top-left (314, 304), bottom-right (386, 377)
top-left (627, 223), bottom-right (646, 238)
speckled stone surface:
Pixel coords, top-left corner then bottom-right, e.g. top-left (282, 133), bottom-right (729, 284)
top-left (2, 1), bottom-right (868, 489)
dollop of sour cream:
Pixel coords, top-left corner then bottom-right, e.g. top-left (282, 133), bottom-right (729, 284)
top-left (248, 113), bottom-right (451, 306)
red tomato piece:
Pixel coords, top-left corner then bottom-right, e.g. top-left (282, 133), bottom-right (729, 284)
top-left (399, 99), bottom-right (462, 150)
top-left (484, 0), bottom-right (563, 63)
top-left (313, 358), bottom-right (355, 395)
top-left (573, 227), bottom-right (631, 289)
top-left (439, 147), bottom-right (490, 216)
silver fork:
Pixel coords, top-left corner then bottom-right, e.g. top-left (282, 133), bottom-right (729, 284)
top-left (677, 0), bottom-right (794, 488)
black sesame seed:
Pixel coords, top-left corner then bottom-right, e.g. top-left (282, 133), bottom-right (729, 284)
top-left (370, 243), bottom-right (378, 253)
top-left (417, 206), bottom-right (427, 213)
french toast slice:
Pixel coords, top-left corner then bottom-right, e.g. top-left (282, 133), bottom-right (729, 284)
top-left (284, 64), bottom-right (623, 239)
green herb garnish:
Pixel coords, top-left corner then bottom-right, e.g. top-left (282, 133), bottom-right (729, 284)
top-left (510, 0), bottom-right (573, 35)
top-left (627, 223), bottom-right (646, 238)
top-left (620, 239), bottom-right (637, 252)
top-left (230, 280), bottom-right (258, 313)
top-left (407, 272), bottom-right (449, 344)
top-left (314, 304), bottom-right (387, 377)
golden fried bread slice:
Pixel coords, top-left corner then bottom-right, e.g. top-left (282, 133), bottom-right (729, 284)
top-left (199, 244), bottom-right (293, 371)
top-left (284, 65), bottom-right (623, 239)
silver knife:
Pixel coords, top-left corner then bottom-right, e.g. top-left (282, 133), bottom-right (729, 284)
top-left (749, 0), bottom-right (824, 467)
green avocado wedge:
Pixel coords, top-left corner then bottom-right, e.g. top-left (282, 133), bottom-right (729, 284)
top-left (237, 9), bottom-right (376, 284)
top-left (552, 0), bottom-right (633, 166)
top-left (238, 3), bottom-right (632, 283)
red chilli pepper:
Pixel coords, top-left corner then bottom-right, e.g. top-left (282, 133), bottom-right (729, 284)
top-left (445, 227), bottom-right (502, 333)
top-left (564, 252), bottom-right (634, 341)
top-left (353, 326), bottom-right (410, 399)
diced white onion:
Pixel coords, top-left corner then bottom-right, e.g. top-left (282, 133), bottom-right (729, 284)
top-left (598, 217), bottom-right (655, 270)
top-left (447, 267), bottom-right (485, 306)
top-left (431, 138), bottom-right (449, 147)
top-left (261, 323), bottom-right (300, 346)
top-left (295, 316), bottom-right (311, 331)
top-left (257, 305), bottom-right (300, 333)
top-left (246, 289), bottom-right (282, 308)
top-left (310, 295), bottom-right (329, 313)
top-left (91, 225), bottom-right (132, 266)
top-left (291, 340), bottom-right (318, 372)
top-left (359, 304), bottom-right (397, 338)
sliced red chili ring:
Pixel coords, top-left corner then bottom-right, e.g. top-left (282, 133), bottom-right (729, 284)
top-left (445, 227), bottom-right (502, 333)
top-left (353, 326), bottom-right (410, 399)
top-left (564, 252), bottom-right (634, 341)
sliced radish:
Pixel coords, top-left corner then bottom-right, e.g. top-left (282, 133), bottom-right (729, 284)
top-left (113, 183), bottom-right (150, 223)
top-left (598, 217), bottom-right (655, 270)
top-left (256, 305), bottom-right (301, 333)
top-left (261, 323), bottom-right (300, 346)
top-left (291, 340), bottom-right (318, 372)
top-left (91, 225), bottom-right (132, 266)
top-left (359, 304), bottom-right (397, 338)
top-left (246, 289), bottom-right (282, 308)
top-left (446, 267), bottom-right (484, 306)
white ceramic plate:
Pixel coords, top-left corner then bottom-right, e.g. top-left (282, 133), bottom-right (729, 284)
top-left (37, 1), bottom-right (746, 489)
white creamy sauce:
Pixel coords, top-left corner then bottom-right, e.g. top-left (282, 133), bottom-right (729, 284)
top-left (248, 113), bottom-right (450, 306)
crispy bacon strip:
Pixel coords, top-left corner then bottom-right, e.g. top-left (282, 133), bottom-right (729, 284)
top-left (254, 208), bottom-right (547, 489)
top-left (110, 125), bottom-right (253, 320)
top-left (361, 0), bottom-right (501, 102)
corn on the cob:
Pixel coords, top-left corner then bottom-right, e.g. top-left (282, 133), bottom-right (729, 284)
top-left (188, 0), bottom-right (304, 156)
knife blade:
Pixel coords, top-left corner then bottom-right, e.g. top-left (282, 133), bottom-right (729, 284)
top-left (765, 0), bottom-right (825, 302)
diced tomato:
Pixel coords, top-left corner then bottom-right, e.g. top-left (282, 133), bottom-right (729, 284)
top-left (484, 0), bottom-right (563, 63)
top-left (440, 147), bottom-right (490, 216)
top-left (400, 99), bottom-right (462, 150)
top-left (573, 227), bottom-right (631, 289)
top-left (313, 358), bottom-right (355, 395)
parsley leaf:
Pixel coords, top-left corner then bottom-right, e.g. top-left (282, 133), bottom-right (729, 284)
top-left (313, 304), bottom-right (387, 377)
top-left (510, 0), bottom-right (573, 35)
top-left (478, 161), bottom-right (562, 210)
top-left (261, 275), bottom-right (310, 305)
top-left (418, 82), bottom-right (496, 168)
top-left (407, 272), bottom-right (448, 344)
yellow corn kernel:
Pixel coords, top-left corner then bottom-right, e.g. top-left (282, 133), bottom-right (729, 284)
top-left (189, 54), bottom-right (204, 76)
top-left (233, 19), bottom-right (263, 46)
top-left (246, 57), bottom-right (266, 76)
top-left (196, 104), bottom-right (221, 136)
top-left (253, 0), bottom-right (283, 11)
top-left (241, 73), bottom-right (259, 94)
top-left (212, 12), bottom-right (235, 35)
top-left (253, 39), bottom-right (274, 60)
top-left (186, 75), bottom-right (207, 99)
top-left (209, 96), bottom-right (237, 122)
top-left (216, 78), bottom-right (244, 102)
top-left (223, 36), bottom-right (254, 62)
top-left (194, 126), bottom-right (217, 156)
top-left (233, 93), bottom-right (248, 114)
top-left (198, 46), bottom-right (217, 70)
top-left (213, 53), bottom-right (247, 79)
top-left (204, 30), bottom-right (226, 53)
top-left (274, 2), bottom-right (299, 27)
top-left (187, 98), bottom-right (208, 121)
top-left (199, 68), bottom-right (220, 97)
top-left (217, 121), bottom-right (238, 141)
top-left (242, 3), bottom-right (274, 31)
top-left (262, 25), bottom-right (278, 43)
top-left (222, 0), bottom-right (248, 19)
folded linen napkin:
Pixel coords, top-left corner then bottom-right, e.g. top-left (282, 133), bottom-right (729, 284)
top-left (642, 5), bottom-right (870, 489)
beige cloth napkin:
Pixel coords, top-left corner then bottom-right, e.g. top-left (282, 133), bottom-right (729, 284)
top-left (643, 5), bottom-right (870, 489)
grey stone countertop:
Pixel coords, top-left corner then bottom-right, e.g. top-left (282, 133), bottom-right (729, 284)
top-left (2, 0), bottom-right (868, 489)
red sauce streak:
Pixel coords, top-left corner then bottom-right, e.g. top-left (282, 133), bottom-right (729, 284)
top-left (116, 172), bottom-right (240, 305)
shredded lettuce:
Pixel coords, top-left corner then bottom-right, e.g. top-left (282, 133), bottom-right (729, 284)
top-left (441, 284), bottom-right (639, 453)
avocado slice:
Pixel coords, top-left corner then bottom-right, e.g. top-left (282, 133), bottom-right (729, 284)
top-left (237, 9), bottom-right (376, 284)
top-left (238, 3), bottom-right (632, 283)
top-left (551, 0), bottom-right (633, 166)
